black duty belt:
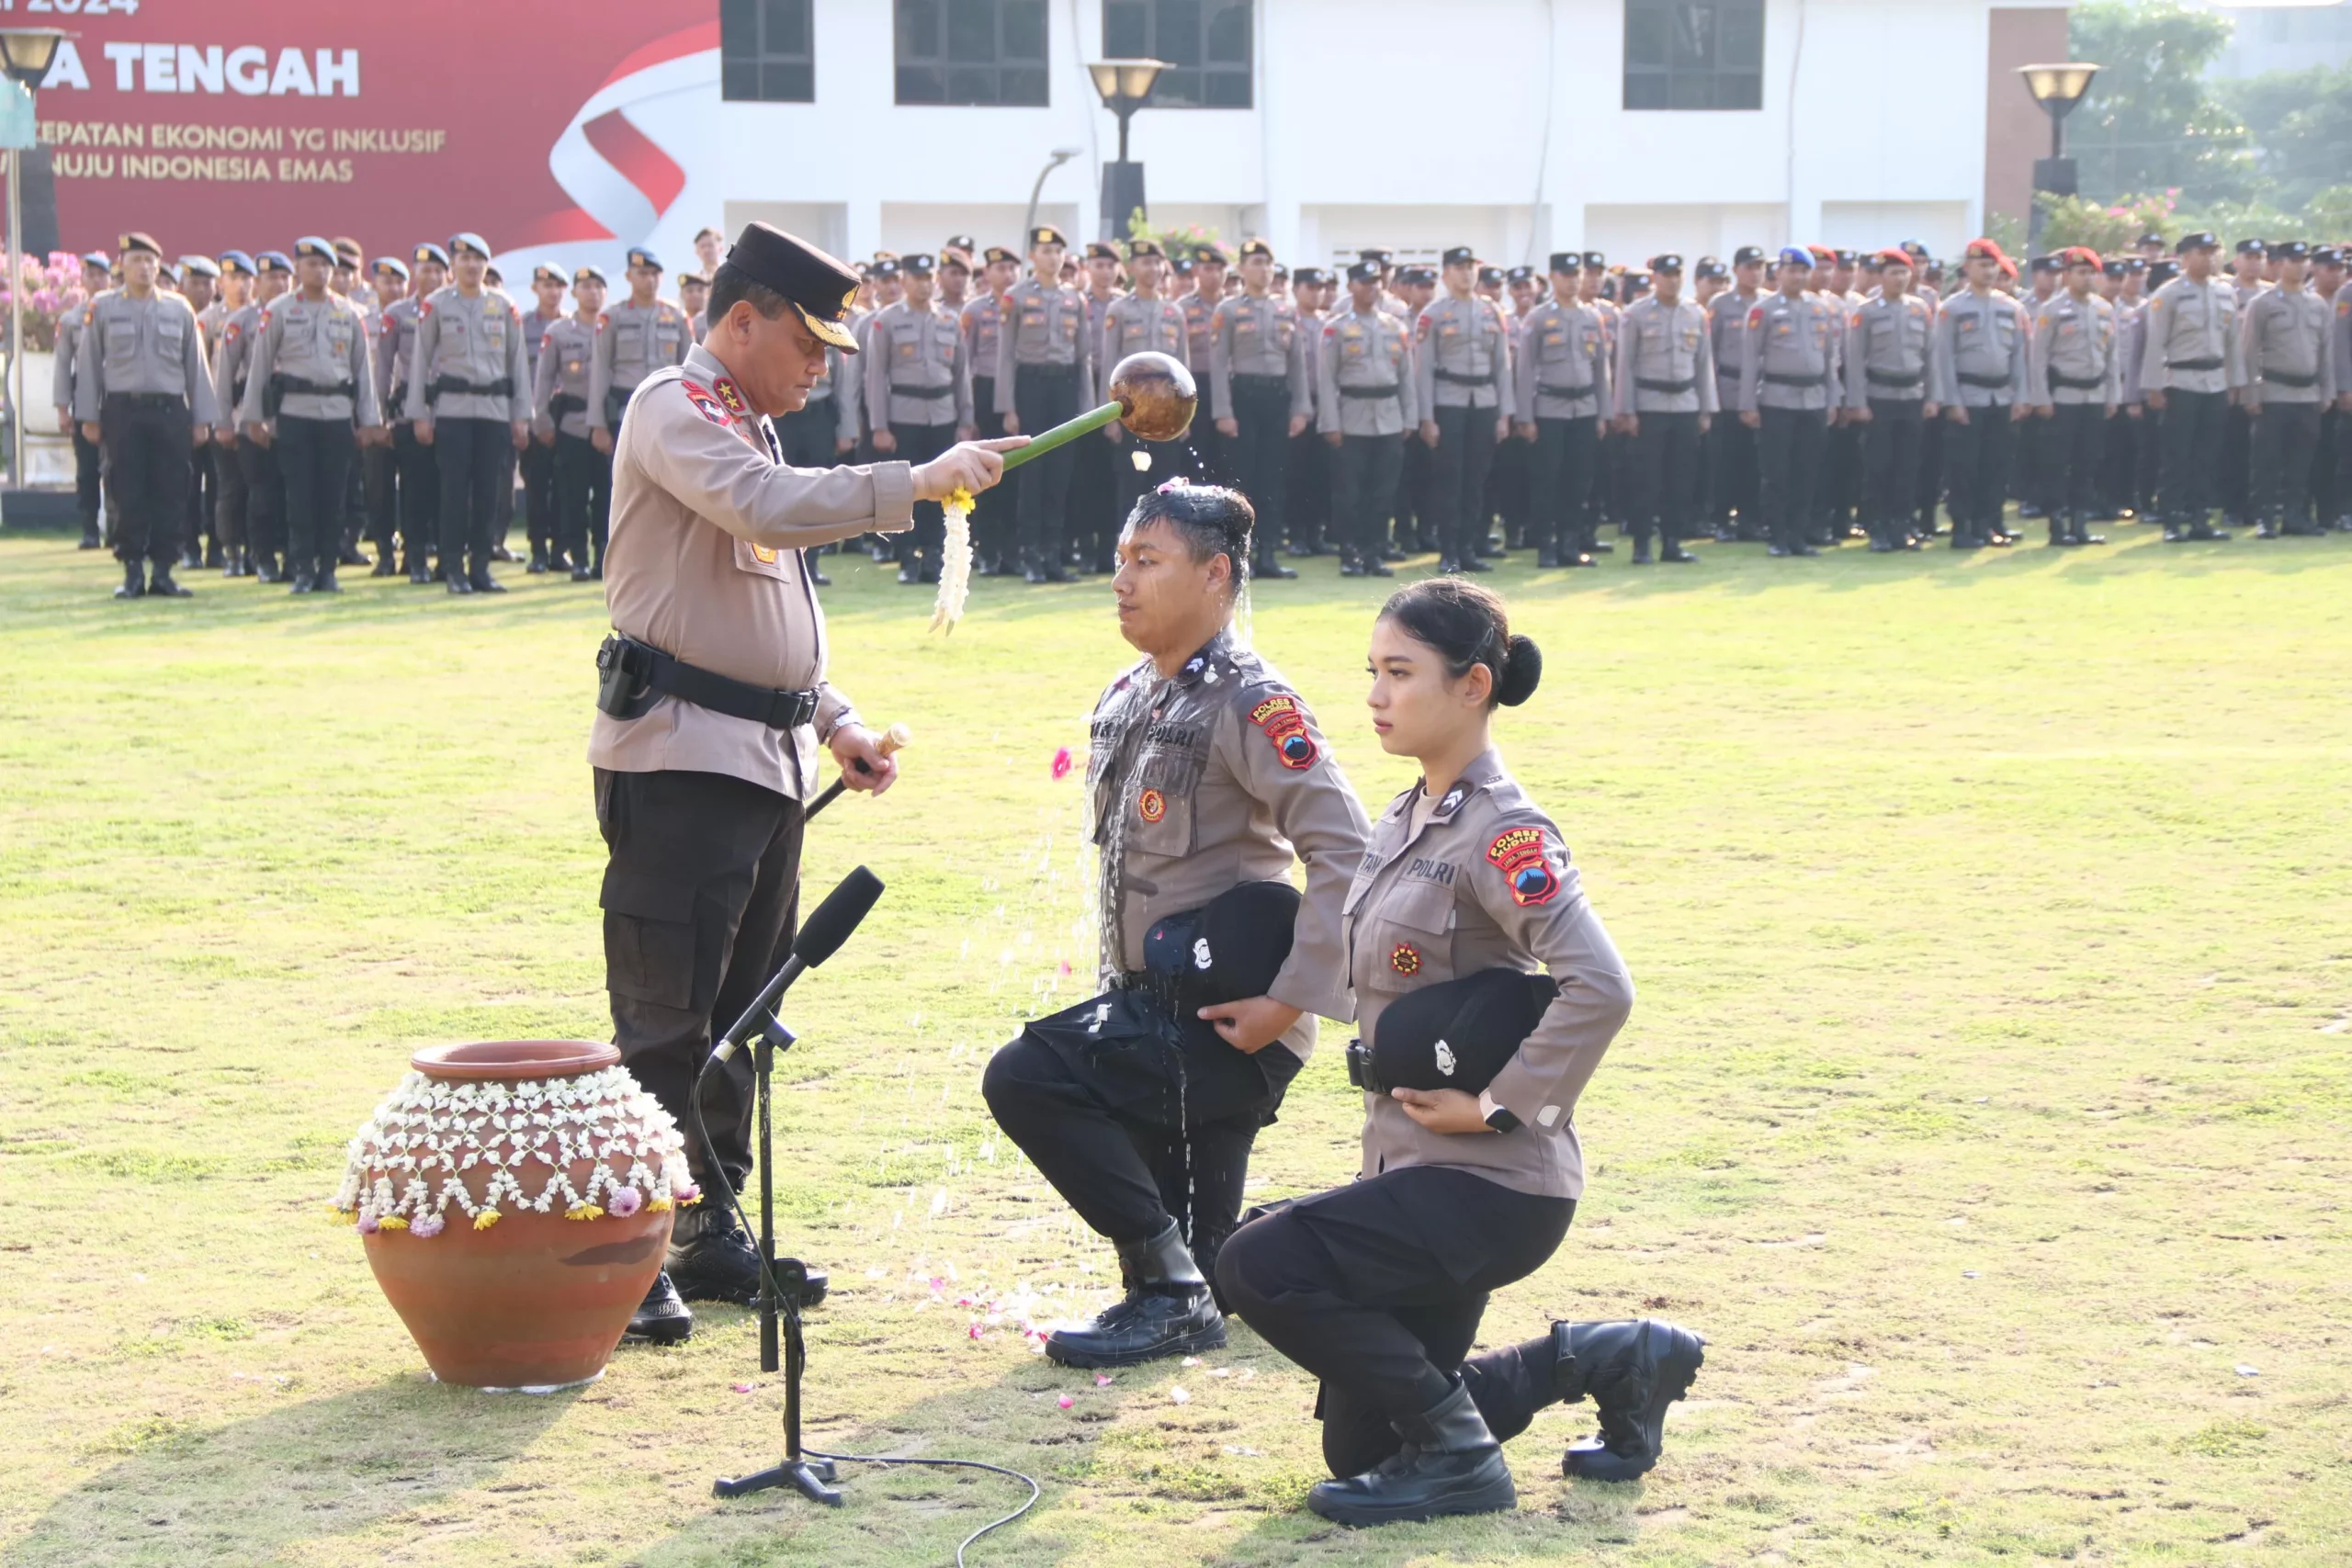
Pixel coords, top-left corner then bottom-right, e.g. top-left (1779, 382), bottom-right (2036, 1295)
top-left (594, 634), bottom-right (820, 729)
top-left (272, 375), bottom-right (355, 397)
top-left (103, 392), bottom-right (185, 409)
top-left (2048, 371), bottom-right (2106, 390)
top-left (2169, 356), bottom-right (2222, 372)
top-left (1340, 383), bottom-right (1401, 399)
top-left (386, 386), bottom-right (407, 420)
top-left (1865, 368), bottom-right (1923, 388)
top-left (1956, 372), bottom-right (2012, 389)
top-left (1015, 361), bottom-right (1079, 378)
top-left (1232, 373), bottom-right (1289, 392)
top-left (2259, 369), bottom-right (2318, 389)
top-left (1535, 383), bottom-right (1597, 400)
top-left (426, 375), bottom-right (513, 405)
top-left (1763, 372), bottom-right (1827, 388)
top-left (888, 383), bottom-right (956, 399)
top-left (1433, 368), bottom-right (1492, 386)
top-left (1635, 377), bottom-right (1695, 394)
top-left (548, 392), bottom-right (585, 419)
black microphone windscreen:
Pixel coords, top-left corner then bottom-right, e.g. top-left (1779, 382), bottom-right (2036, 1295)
top-left (791, 865), bottom-right (885, 969)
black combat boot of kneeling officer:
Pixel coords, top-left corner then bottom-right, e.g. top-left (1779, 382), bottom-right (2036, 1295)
top-left (1045, 1217), bottom-right (1226, 1369)
top-left (1306, 1381), bottom-right (1516, 1527)
top-left (625, 1269), bottom-right (693, 1345)
top-left (1555, 1317), bottom-right (1707, 1481)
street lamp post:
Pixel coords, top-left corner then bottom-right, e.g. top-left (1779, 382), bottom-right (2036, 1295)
top-left (0, 27), bottom-right (64, 493)
top-left (1087, 59), bottom-right (1168, 243)
top-left (2018, 62), bottom-right (2100, 254)
top-left (1021, 146), bottom-right (1081, 256)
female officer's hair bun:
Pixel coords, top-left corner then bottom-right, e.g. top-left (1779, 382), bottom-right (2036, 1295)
top-left (1377, 578), bottom-right (1540, 710)
top-left (1496, 634), bottom-right (1543, 706)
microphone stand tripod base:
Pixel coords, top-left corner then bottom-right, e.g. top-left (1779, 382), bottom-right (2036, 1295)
top-left (715, 1456), bottom-right (842, 1506)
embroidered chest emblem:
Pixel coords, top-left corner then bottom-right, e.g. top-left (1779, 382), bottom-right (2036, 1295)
top-left (1487, 826), bottom-right (1560, 908)
top-left (1390, 942), bottom-right (1422, 976)
top-left (1137, 787), bottom-right (1167, 823)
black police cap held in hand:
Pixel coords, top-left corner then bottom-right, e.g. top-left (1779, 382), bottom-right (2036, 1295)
top-left (1348, 968), bottom-right (1560, 1097)
top-left (1144, 881), bottom-right (1301, 1044)
top-left (726, 221), bottom-right (864, 351)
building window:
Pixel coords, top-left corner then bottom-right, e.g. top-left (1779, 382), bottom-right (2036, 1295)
top-left (1623, 0), bottom-right (1762, 110)
top-left (721, 0), bottom-right (815, 103)
top-left (896, 0), bottom-right (1050, 107)
top-left (1103, 0), bottom-right (1252, 108)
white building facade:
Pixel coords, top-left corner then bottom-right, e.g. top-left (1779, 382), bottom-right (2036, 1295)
top-left (497, 0), bottom-right (2068, 284)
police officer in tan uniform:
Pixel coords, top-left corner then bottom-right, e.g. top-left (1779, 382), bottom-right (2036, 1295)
top-left (2142, 231), bottom-right (2238, 543)
top-left (55, 252), bottom-right (115, 550)
top-left (1512, 253), bottom-right (1611, 568)
top-left (1932, 239), bottom-right (2032, 550)
top-left (1319, 259), bottom-right (1419, 578)
top-left (996, 224), bottom-right (1093, 581)
top-left (408, 233), bottom-right (528, 592)
top-left (593, 223), bottom-right (1018, 1339)
top-left (1612, 254), bottom-right (1714, 564)
top-left (380, 246), bottom-right (445, 581)
top-left (1209, 238), bottom-right (1309, 578)
top-left (1740, 247), bottom-right (1845, 558)
top-left (983, 483), bottom-right (1371, 1371)
top-left (2025, 246), bottom-right (2119, 547)
top-left (591, 246), bottom-right (693, 451)
top-left (1415, 246), bottom-right (1513, 575)
top-left (1101, 237), bottom-right (1193, 523)
top-left (237, 236), bottom-right (379, 594)
top-left (533, 265), bottom-right (608, 580)
top-left (1845, 248), bottom-right (1939, 550)
top-left (2239, 241), bottom-right (2336, 537)
top-left (863, 253), bottom-right (974, 585)
top-left (1218, 578), bottom-right (1701, 1528)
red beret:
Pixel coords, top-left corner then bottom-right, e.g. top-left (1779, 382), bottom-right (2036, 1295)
top-left (2062, 246), bottom-right (2103, 270)
top-left (1965, 237), bottom-right (2007, 265)
top-left (1806, 243), bottom-right (1837, 263)
top-left (1997, 256), bottom-right (2018, 280)
top-left (1875, 247), bottom-right (1914, 269)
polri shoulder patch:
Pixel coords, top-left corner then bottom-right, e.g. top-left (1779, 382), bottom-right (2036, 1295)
top-left (679, 379), bottom-right (730, 427)
top-left (1487, 825), bottom-right (1560, 908)
top-left (1250, 693), bottom-right (1317, 771)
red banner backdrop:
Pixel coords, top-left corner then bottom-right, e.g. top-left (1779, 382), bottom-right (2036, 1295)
top-left (28, 2), bottom-right (710, 262)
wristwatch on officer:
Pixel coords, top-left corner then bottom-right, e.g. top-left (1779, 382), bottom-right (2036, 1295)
top-left (1477, 1089), bottom-right (1521, 1134)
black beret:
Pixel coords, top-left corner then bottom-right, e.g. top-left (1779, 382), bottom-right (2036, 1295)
top-left (1733, 244), bottom-right (1767, 265)
top-left (2176, 231), bottom-right (2218, 254)
top-left (1084, 241), bottom-right (1119, 261)
top-left (726, 221), bottom-right (863, 351)
top-left (1193, 243), bottom-right (1227, 265)
top-left (1648, 253), bottom-right (1683, 273)
top-left (1346, 259), bottom-right (1382, 284)
top-left (1347, 968), bottom-right (1559, 1097)
top-left (1477, 265), bottom-right (1503, 285)
top-left (900, 252), bottom-right (936, 274)
top-left (1238, 238), bottom-right (1274, 261)
top-left (1442, 245), bottom-right (1476, 266)
top-left (1126, 238), bottom-right (1164, 260)
top-left (1031, 224), bottom-right (1069, 248)
top-left (1548, 252), bottom-right (1581, 273)
top-left (2268, 240), bottom-right (2310, 261)
top-left (1292, 266), bottom-right (1329, 286)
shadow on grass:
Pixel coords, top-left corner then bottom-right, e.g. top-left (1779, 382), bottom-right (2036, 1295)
top-left (1, 1377), bottom-right (570, 1568)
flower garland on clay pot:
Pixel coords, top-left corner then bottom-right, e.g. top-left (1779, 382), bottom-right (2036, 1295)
top-left (333, 1066), bottom-right (697, 1235)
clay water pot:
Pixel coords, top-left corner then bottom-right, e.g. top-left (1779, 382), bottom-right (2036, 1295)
top-left (346, 1040), bottom-right (688, 1392)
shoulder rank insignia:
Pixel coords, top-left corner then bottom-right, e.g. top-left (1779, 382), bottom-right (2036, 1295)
top-left (1487, 825), bottom-right (1559, 908)
top-left (1250, 694), bottom-right (1317, 771)
top-left (714, 378), bottom-right (748, 416)
top-left (679, 379), bottom-right (730, 427)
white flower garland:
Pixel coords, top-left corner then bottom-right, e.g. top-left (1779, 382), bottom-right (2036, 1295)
top-left (930, 487), bottom-right (974, 634)
top-left (332, 1066), bottom-right (695, 1237)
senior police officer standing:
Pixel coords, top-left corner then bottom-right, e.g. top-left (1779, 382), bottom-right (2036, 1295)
top-left (2142, 231), bottom-right (2238, 544)
top-left (1932, 239), bottom-right (2031, 550)
top-left (1739, 247), bottom-right (1844, 558)
top-left (2238, 240), bottom-right (2336, 537)
top-left (1512, 254), bottom-right (1611, 569)
top-left (1319, 259), bottom-right (1420, 578)
top-left (75, 232), bottom-right (220, 601)
top-left (409, 233), bottom-right (529, 593)
top-left (593, 224), bottom-right (1019, 1342)
top-left (863, 253), bottom-right (975, 586)
top-left (237, 237), bottom-right (380, 594)
top-left (1612, 254), bottom-right (1714, 565)
top-left (1844, 248), bottom-right (1939, 551)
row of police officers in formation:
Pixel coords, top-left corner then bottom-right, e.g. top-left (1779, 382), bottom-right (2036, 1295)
top-left (58, 223), bottom-right (2352, 599)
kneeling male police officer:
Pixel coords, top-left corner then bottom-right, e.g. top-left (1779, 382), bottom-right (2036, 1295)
top-left (591, 224), bottom-right (1020, 1343)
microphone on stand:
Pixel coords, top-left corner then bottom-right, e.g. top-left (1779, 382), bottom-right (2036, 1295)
top-left (711, 865), bottom-right (885, 1066)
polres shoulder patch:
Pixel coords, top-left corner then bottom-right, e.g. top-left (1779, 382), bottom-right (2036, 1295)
top-left (678, 379), bottom-right (730, 427)
top-left (1487, 824), bottom-right (1560, 908)
top-left (1250, 693), bottom-right (1318, 771)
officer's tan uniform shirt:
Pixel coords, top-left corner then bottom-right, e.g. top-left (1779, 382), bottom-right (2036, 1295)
top-left (992, 277), bottom-right (1092, 414)
top-left (2140, 276), bottom-right (2237, 396)
top-left (2236, 286), bottom-right (2335, 405)
top-left (1510, 299), bottom-right (1611, 421)
top-left (1931, 288), bottom-right (2030, 407)
top-left (1708, 288), bottom-right (1759, 399)
top-left (238, 291), bottom-right (379, 426)
top-left (1414, 293), bottom-right (1513, 416)
top-left (1206, 291), bottom-right (1311, 421)
top-left (375, 298), bottom-right (422, 421)
top-left (960, 292), bottom-right (1006, 385)
top-left (589, 298), bottom-right (692, 430)
top-left (1739, 291), bottom-right (1844, 412)
top-left (532, 316), bottom-right (596, 439)
top-left (1611, 296), bottom-right (1716, 415)
top-left (1100, 293), bottom-right (1189, 404)
top-left (1180, 289), bottom-right (1220, 374)
top-left (407, 285), bottom-right (528, 424)
top-left (2028, 290), bottom-right (2120, 408)
top-left (51, 299), bottom-right (91, 413)
top-left (1088, 631), bottom-right (1372, 1058)
top-left (1317, 305), bottom-right (1419, 436)
top-left (589, 344), bottom-right (915, 800)
top-left (1844, 292), bottom-right (1937, 407)
top-left (862, 299), bottom-right (973, 429)
top-left (74, 288), bottom-right (220, 425)
top-left (212, 301), bottom-right (264, 426)
top-left (1346, 750), bottom-right (1634, 1200)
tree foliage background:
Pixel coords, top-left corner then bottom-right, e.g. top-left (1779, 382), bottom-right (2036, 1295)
top-left (2042, 0), bottom-right (2352, 245)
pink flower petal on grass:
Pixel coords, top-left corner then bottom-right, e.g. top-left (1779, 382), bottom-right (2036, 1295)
top-left (732, 1382), bottom-right (754, 1393)
top-left (1050, 747), bottom-right (1074, 781)
top-left (1095, 1373), bottom-right (1114, 1386)
top-left (1057, 1394), bottom-right (1075, 1409)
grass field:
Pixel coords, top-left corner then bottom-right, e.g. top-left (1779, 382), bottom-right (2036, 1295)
top-left (1, 518), bottom-right (2347, 1568)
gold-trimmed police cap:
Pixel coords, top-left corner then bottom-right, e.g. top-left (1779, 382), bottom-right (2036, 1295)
top-left (728, 221), bottom-right (864, 352)
top-left (1030, 224), bottom-right (1068, 249)
top-left (119, 231), bottom-right (163, 258)
top-left (1127, 238), bottom-right (1164, 260)
top-left (982, 245), bottom-right (1017, 266)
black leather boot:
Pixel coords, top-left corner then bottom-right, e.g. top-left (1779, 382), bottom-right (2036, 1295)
top-left (1555, 1317), bottom-right (1706, 1481)
top-left (624, 1269), bottom-right (694, 1344)
top-left (526, 545), bottom-right (549, 574)
top-left (1306, 1381), bottom-right (1516, 1527)
top-left (147, 564), bottom-right (193, 598)
top-left (407, 554), bottom-right (435, 584)
top-left (666, 1198), bottom-right (827, 1307)
top-left (1254, 553), bottom-right (1298, 580)
top-left (1044, 1219), bottom-right (1226, 1369)
top-left (254, 551), bottom-right (284, 584)
top-left (113, 560), bottom-right (145, 600)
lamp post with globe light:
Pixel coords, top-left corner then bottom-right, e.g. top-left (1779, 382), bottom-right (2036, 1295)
top-left (2018, 62), bottom-right (2100, 254)
top-left (1088, 58), bottom-right (1168, 243)
top-left (0, 27), bottom-right (65, 490)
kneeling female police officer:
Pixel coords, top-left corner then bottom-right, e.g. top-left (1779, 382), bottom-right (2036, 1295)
top-left (1217, 578), bottom-right (1705, 1526)
top-left (982, 482), bottom-right (1371, 1369)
